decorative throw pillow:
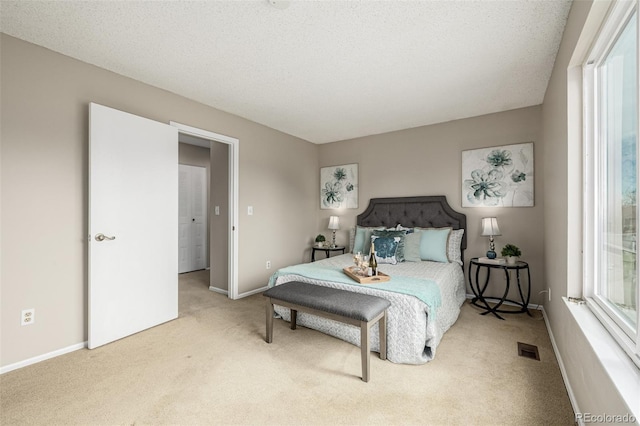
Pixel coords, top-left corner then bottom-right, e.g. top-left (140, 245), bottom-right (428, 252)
top-left (353, 226), bottom-right (385, 255)
top-left (372, 229), bottom-right (408, 262)
top-left (447, 229), bottom-right (465, 265)
top-left (403, 231), bottom-right (422, 262)
top-left (414, 227), bottom-right (452, 263)
top-left (371, 235), bottom-right (401, 265)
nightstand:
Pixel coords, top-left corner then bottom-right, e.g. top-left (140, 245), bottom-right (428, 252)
top-left (311, 246), bottom-right (345, 262)
top-left (468, 257), bottom-right (532, 320)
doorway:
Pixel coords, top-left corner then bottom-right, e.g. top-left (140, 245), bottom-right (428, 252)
top-left (172, 122), bottom-right (239, 299)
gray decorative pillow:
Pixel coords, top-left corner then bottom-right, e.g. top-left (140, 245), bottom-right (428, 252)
top-left (372, 229), bottom-right (408, 262)
top-left (371, 235), bottom-right (401, 265)
top-left (403, 231), bottom-right (422, 262)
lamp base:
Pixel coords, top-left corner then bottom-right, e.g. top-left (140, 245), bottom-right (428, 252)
top-left (486, 250), bottom-right (497, 259)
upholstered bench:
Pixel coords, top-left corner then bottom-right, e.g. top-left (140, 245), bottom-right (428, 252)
top-left (263, 281), bottom-right (391, 382)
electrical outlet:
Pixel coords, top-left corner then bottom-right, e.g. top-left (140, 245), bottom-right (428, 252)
top-left (248, 206), bottom-right (254, 215)
top-left (21, 309), bottom-right (35, 326)
top-left (266, 260), bottom-right (271, 270)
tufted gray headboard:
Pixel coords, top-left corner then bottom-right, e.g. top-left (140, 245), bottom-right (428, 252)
top-left (357, 196), bottom-right (467, 262)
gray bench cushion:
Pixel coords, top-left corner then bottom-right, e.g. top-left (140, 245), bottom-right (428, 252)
top-left (263, 281), bottom-right (391, 322)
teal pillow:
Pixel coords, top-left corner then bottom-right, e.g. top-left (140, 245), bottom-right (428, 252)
top-left (371, 236), bottom-right (401, 265)
top-left (403, 231), bottom-right (422, 262)
top-left (415, 227), bottom-right (451, 262)
top-left (372, 229), bottom-right (408, 262)
top-left (353, 226), bottom-right (384, 255)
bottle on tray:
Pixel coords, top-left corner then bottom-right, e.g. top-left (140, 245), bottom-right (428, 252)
top-left (369, 242), bottom-right (378, 276)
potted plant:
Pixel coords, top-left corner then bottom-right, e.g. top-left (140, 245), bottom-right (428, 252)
top-left (315, 234), bottom-right (326, 247)
top-left (501, 244), bottom-right (522, 264)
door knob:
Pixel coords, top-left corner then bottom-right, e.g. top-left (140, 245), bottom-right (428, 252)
top-left (95, 233), bottom-right (116, 242)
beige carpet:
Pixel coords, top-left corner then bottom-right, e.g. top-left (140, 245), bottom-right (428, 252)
top-left (1, 270), bottom-right (574, 425)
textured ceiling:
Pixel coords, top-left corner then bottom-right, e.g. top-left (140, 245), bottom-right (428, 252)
top-left (0, 0), bottom-right (572, 144)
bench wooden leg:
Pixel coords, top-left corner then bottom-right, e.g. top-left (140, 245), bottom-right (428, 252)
top-left (266, 298), bottom-right (274, 343)
top-left (290, 309), bottom-right (297, 330)
top-left (379, 310), bottom-right (387, 360)
top-left (361, 320), bottom-right (370, 382)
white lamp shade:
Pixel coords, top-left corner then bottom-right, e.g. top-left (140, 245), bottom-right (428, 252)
top-left (481, 217), bottom-right (501, 236)
top-left (328, 216), bottom-right (340, 230)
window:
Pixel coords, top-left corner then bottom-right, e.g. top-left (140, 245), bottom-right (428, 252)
top-left (584, 0), bottom-right (640, 366)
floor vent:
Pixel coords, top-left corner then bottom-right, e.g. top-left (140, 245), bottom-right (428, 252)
top-left (517, 342), bottom-right (540, 361)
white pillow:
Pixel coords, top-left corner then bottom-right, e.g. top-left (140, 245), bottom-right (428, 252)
top-left (448, 229), bottom-right (465, 265)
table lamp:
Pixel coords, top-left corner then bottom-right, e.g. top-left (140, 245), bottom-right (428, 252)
top-left (328, 216), bottom-right (339, 248)
top-left (481, 217), bottom-right (501, 259)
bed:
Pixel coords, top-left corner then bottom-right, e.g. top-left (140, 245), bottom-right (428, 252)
top-left (268, 196), bottom-right (467, 364)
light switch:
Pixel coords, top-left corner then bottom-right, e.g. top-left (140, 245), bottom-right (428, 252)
top-left (215, 206), bottom-right (220, 215)
top-left (248, 206), bottom-right (254, 215)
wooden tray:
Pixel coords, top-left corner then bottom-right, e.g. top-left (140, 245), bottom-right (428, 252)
top-left (343, 267), bottom-right (390, 284)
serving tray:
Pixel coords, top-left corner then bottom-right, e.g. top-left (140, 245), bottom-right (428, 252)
top-left (343, 267), bottom-right (391, 284)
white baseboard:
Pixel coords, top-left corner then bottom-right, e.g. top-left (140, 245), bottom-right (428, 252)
top-left (210, 285), bottom-right (266, 299)
top-left (209, 286), bottom-right (228, 295)
top-left (540, 306), bottom-right (582, 425)
top-left (238, 285), bottom-right (268, 298)
top-left (0, 342), bottom-right (86, 375)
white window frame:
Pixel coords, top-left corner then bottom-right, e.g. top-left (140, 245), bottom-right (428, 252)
top-left (583, 0), bottom-right (640, 368)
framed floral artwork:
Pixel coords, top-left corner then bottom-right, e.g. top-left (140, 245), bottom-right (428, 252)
top-left (462, 142), bottom-right (534, 207)
top-left (320, 163), bottom-right (358, 209)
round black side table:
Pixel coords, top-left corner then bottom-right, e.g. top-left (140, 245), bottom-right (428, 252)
top-left (311, 246), bottom-right (346, 262)
top-left (468, 257), bottom-right (532, 320)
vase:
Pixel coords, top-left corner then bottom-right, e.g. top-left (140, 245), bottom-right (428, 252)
top-left (506, 256), bottom-right (517, 265)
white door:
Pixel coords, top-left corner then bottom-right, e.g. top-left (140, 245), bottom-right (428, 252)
top-left (89, 103), bottom-right (178, 349)
top-left (178, 164), bottom-right (207, 273)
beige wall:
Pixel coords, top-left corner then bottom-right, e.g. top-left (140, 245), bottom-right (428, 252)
top-left (319, 106), bottom-right (544, 300)
top-left (542, 0), bottom-right (632, 417)
top-left (0, 34), bottom-right (318, 367)
top-left (179, 143), bottom-right (211, 268)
